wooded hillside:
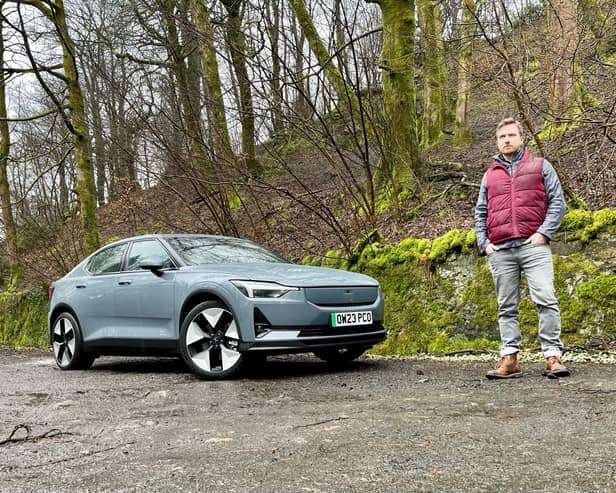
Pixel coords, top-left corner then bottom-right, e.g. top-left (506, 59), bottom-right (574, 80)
top-left (0, 0), bottom-right (615, 290)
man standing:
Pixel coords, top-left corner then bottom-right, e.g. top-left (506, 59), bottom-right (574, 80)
top-left (474, 118), bottom-right (570, 379)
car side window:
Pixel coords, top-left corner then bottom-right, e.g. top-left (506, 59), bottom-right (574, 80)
top-left (87, 244), bottom-right (127, 274)
top-left (125, 240), bottom-right (174, 271)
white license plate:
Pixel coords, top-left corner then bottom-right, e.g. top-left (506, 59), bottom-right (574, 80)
top-left (330, 311), bottom-right (372, 327)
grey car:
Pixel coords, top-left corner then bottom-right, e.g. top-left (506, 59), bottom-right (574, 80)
top-left (48, 234), bottom-right (387, 379)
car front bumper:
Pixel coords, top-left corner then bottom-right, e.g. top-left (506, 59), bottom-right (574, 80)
top-left (238, 324), bottom-right (387, 353)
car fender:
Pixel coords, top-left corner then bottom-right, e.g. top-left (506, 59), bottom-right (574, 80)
top-left (177, 281), bottom-right (249, 338)
top-left (48, 302), bottom-right (82, 345)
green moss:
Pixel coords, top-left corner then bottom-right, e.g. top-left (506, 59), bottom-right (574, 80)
top-left (320, 249), bottom-right (346, 269)
top-left (559, 208), bottom-right (616, 243)
top-left (0, 289), bottom-right (48, 347)
top-left (461, 262), bottom-right (498, 332)
top-left (375, 187), bottom-right (411, 215)
top-left (574, 274), bottom-right (616, 337)
top-left (561, 209), bottom-right (593, 231)
top-left (397, 237), bottom-right (431, 259)
top-left (429, 228), bottom-right (475, 261)
top-left (552, 254), bottom-right (599, 342)
top-left (518, 294), bottom-right (539, 342)
top-left (228, 189), bottom-right (242, 209)
top-left (580, 209), bottom-right (616, 242)
top-left (576, 274), bottom-right (616, 301)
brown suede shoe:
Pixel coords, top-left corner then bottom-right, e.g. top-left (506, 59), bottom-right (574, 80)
top-left (486, 354), bottom-right (522, 380)
top-left (542, 355), bottom-right (570, 378)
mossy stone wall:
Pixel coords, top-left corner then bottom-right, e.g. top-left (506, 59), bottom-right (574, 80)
top-left (0, 289), bottom-right (48, 347)
top-left (307, 209), bottom-right (616, 355)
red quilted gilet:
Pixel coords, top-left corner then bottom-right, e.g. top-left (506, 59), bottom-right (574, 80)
top-left (486, 150), bottom-right (547, 244)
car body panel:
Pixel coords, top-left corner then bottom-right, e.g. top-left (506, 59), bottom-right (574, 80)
top-left (113, 270), bottom-right (175, 339)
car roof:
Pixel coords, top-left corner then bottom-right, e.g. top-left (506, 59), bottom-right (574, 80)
top-left (106, 233), bottom-right (241, 245)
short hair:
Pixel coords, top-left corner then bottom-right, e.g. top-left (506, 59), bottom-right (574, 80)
top-left (496, 118), bottom-right (524, 137)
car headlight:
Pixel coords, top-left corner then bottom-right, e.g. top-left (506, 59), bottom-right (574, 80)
top-left (230, 280), bottom-right (299, 298)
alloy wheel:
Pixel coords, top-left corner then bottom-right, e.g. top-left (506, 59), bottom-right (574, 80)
top-left (185, 305), bottom-right (241, 374)
top-left (53, 316), bottom-right (77, 368)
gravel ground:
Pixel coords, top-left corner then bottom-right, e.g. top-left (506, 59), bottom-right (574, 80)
top-left (1, 347), bottom-right (615, 493)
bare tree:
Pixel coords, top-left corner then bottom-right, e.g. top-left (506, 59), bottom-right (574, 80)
top-left (417, 0), bottom-right (449, 147)
top-left (0, 12), bottom-right (22, 287)
top-left (365, 0), bottom-right (419, 202)
top-left (219, 0), bottom-right (258, 176)
top-left (546, 0), bottom-right (578, 121)
top-left (190, 0), bottom-right (235, 166)
top-left (263, 0), bottom-right (284, 136)
top-left (290, 0), bottom-right (362, 119)
top-left (453, 0), bottom-right (475, 146)
top-left (13, 0), bottom-right (100, 253)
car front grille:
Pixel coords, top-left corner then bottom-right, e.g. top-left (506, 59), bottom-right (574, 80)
top-left (303, 286), bottom-right (378, 307)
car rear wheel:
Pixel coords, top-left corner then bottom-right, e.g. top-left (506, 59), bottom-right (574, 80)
top-left (52, 312), bottom-right (95, 370)
top-left (313, 347), bottom-right (366, 364)
top-left (180, 301), bottom-right (244, 379)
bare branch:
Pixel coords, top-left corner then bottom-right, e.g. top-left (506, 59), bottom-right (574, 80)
top-left (0, 106), bottom-right (67, 122)
top-left (15, 3), bottom-right (74, 134)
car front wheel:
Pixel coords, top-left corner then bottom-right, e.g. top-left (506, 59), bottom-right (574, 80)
top-left (52, 312), bottom-right (95, 370)
top-left (313, 347), bottom-right (366, 365)
top-left (180, 301), bottom-right (244, 379)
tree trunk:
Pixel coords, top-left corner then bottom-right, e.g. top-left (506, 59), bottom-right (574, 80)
top-left (189, 0), bottom-right (235, 167)
top-left (220, 0), bottom-right (259, 177)
top-left (417, 0), bottom-right (449, 147)
top-left (290, 10), bottom-right (311, 119)
top-left (0, 20), bottom-right (23, 287)
top-left (163, 0), bottom-right (203, 159)
top-left (265, 0), bottom-right (284, 136)
top-left (366, 0), bottom-right (419, 195)
top-left (91, 82), bottom-right (108, 205)
top-left (290, 0), bottom-right (361, 119)
top-left (165, 0), bottom-right (234, 234)
top-left (53, 0), bottom-right (100, 254)
top-left (82, 60), bottom-right (107, 206)
top-left (546, 0), bottom-right (578, 120)
top-left (334, 0), bottom-right (350, 82)
top-left (453, 0), bottom-right (474, 146)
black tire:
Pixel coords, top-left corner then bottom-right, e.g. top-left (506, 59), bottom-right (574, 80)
top-left (313, 347), bottom-right (366, 364)
top-left (179, 300), bottom-right (245, 379)
top-left (51, 312), bottom-right (95, 370)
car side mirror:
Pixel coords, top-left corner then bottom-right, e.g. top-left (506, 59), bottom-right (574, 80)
top-left (139, 256), bottom-right (166, 275)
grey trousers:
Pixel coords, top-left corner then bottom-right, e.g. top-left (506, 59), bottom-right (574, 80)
top-left (487, 243), bottom-right (563, 358)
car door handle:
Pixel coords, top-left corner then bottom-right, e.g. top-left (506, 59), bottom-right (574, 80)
top-left (118, 280), bottom-right (132, 286)
top-left (76, 284), bottom-right (86, 289)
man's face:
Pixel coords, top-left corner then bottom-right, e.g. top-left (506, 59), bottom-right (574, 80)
top-left (496, 123), bottom-right (523, 159)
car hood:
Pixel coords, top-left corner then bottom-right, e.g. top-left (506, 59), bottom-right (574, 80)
top-left (180, 263), bottom-right (378, 287)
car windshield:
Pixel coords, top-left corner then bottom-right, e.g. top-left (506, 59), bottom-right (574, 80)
top-left (166, 236), bottom-right (290, 265)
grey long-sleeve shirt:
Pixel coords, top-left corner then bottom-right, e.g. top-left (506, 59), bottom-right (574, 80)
top-left (474, 149), bottom-right (567, 255)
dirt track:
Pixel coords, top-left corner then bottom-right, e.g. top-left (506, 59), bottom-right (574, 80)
top-left (1, 347), bottom-right (615, 493)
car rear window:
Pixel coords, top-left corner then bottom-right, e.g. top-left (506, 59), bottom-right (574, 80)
top-left (87, 243), bottom-right (127, 274)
